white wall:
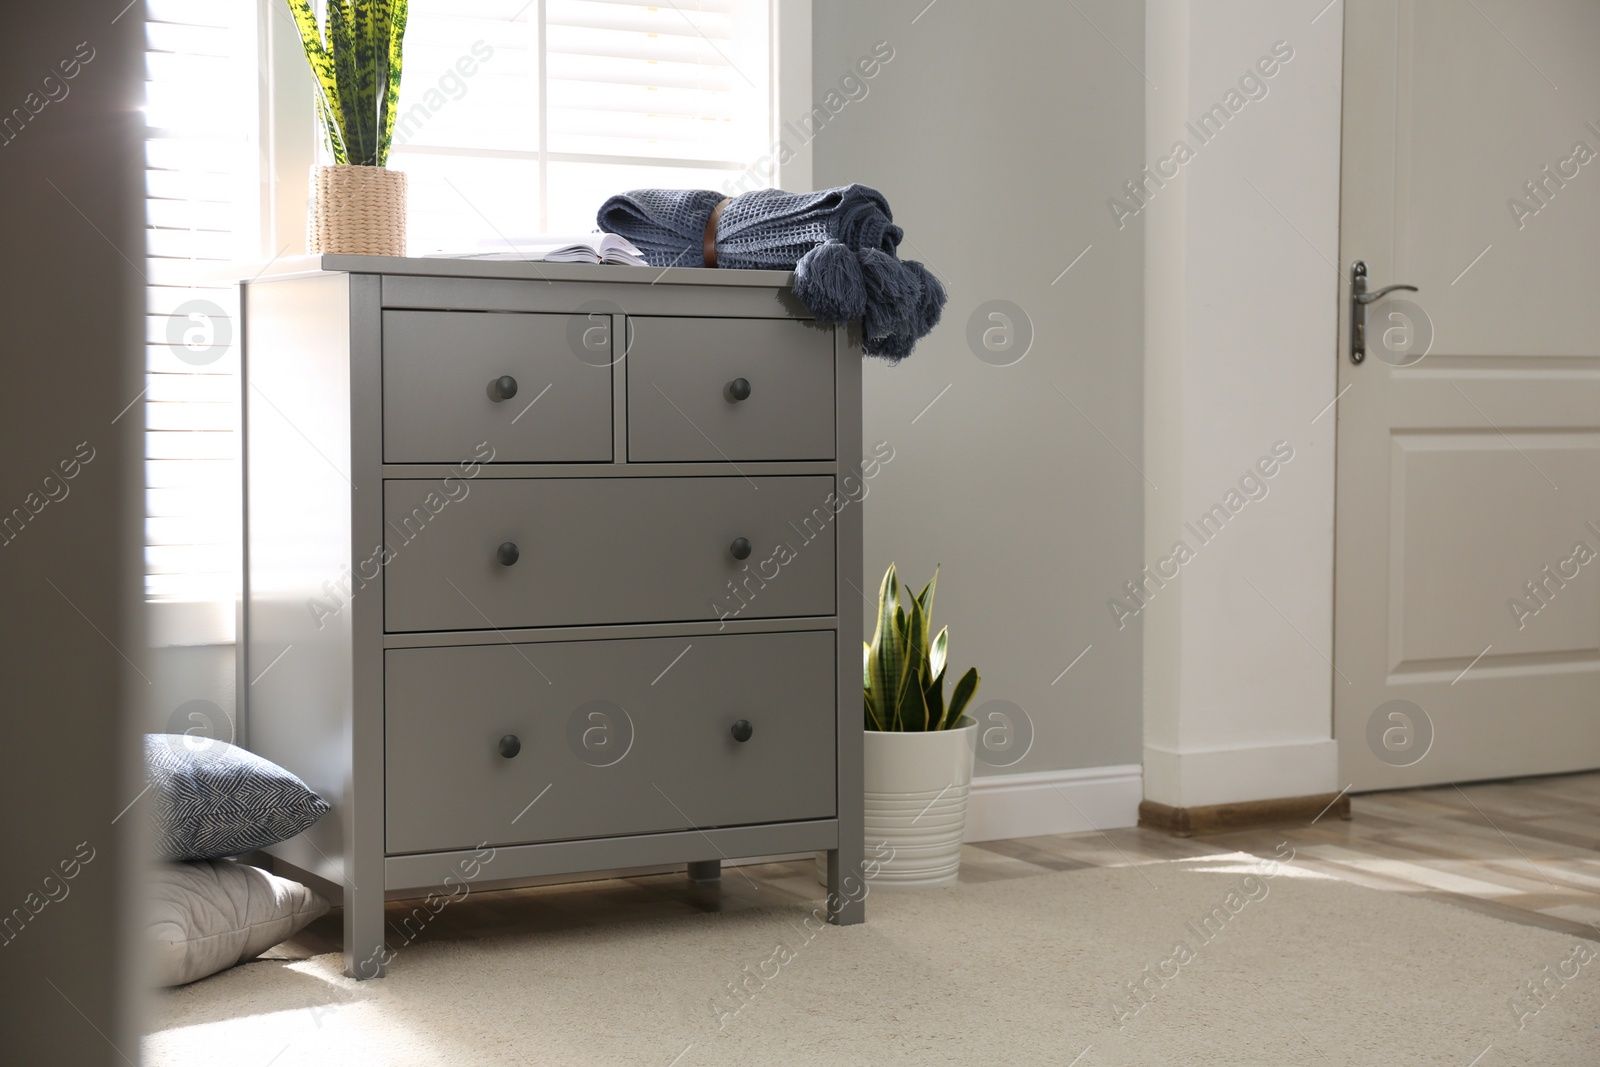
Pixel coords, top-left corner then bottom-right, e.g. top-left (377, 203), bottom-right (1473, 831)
top-left (811, 1), bottom-right (1147, 785)
top-left (1140, 0), bottom-right (1345, 808)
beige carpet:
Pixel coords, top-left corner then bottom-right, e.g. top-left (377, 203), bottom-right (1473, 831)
top-left (145, 854), bottom-right (1600, 1066)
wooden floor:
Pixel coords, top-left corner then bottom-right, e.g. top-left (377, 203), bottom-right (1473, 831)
top-left (277, 769), bottom-right (1600, 960)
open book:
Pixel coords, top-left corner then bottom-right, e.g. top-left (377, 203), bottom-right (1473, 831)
top-left (425, 233), bottom-right (647, 266)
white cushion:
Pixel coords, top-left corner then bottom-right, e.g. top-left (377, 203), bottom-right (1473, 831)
top-left (149, 860), bottom-right (329, 986)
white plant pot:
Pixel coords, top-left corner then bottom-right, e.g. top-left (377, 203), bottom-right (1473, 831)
top-left (862, 717), bottom-right (978, 888)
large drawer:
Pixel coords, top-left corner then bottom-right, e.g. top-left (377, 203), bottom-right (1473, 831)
top-left (626, 317), bottom-right (835, 462)
top-left (384, 632), bottom-right (838, 853)
top-left (382, 475), bottom-right (837, 632)
top-left (382, 309), bottom-right (612, 463)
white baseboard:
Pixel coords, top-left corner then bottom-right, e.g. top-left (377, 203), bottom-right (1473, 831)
top-left (1142, 740), bottom-right (1339, 809)
top-left (963, 764), bottom-right (1143, 842)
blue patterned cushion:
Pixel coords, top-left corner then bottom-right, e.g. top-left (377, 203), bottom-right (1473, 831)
top-left (145, 735), bottom-right (330, 861)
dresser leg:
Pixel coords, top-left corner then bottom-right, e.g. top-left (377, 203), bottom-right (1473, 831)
top-left (344, 880), bottom-right (388, 980)
top-left (686, 859), bottom-right (721, 883)
top-left (826, 845), bottom-right (866, 925)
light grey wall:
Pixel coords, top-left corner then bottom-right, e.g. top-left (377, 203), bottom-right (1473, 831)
top-left (813, 0), bottom-right (1146, 774)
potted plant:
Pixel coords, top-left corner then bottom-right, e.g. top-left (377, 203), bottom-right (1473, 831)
top-left (861, 563), bottom-right (981, 886)
top-left (289, 0), bottom-right (410, 256)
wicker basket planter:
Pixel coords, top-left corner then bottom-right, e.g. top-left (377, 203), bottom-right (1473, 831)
top-left (308, 164), bottom-right (407, 256)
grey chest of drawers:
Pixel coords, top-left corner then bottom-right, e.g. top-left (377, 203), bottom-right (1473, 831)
top-left (241, 256), bottom-right (865, 979)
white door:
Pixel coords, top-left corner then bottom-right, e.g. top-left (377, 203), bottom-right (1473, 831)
top-left (1335, 0), bottom-right (1600, 789)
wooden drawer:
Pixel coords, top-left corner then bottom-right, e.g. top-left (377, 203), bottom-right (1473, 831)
top-left (384, 632), bottom-right (838, 853)
top-left (626, 317), bottom-right (835, 462)
top-left (382, 309), bottom-right (612, 463)
top-left (382, 475), bottom-right (837, 632)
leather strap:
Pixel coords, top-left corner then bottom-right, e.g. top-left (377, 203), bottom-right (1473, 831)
top-left (703, 197), bottom-right (731, 267)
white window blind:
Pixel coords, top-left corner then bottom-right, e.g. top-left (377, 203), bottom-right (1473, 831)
top-left (144, 0), bottom-right (260, 644)
top-left (391, 0), bottom-right (775, 251)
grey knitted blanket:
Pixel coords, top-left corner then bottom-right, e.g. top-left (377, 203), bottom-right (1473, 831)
top-left (596, 184), bottom-right (945, 359)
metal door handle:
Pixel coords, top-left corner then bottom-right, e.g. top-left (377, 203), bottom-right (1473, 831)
top-left (1351, 261), bottom-right (1419, 364)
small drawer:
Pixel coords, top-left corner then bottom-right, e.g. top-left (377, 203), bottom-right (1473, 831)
top-left (626, 317), bottom-right (835, 462)
top-left (382, 309), bottom-right (612, 463)
top-left (382, 475), bottom-right (837, 632)
top-left (384, 631), bottom-right (838, 853)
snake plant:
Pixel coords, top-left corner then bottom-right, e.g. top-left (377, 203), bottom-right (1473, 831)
top-left (864, 564), bottom-right (980, 732)
top-left (288, 0), bottom-right (409, 167)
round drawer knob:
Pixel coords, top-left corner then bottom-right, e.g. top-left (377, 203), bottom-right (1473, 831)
top-left (729, 537), bottom-right (752, 561)
top-left (726, 377), bottom-right (752, 402)
top-left (498, 734), bottom-right (522, 758)
top-left (497, 541), bottom-right (520, 567)
top-left (731, 719), bottom-right (754, 743)
top-left (490, 375), bottom-right (519, 402)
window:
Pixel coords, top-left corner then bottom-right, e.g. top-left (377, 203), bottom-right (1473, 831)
top-left (391, 0), bottom-right (776, 250)
top-left (142, 0), bottom-right (791, 645)
top-left (143, 0), bottom-right (260, 645)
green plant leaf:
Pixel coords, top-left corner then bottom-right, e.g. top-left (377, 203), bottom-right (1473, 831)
top-left (921, 598), bottom-right (934, 671)
top-left (867, 564), bottom-right (909, 730)
top-left (916, 566), bottom-right (938, 622)
top-left (863, 688), bottom-right (885, 731)
top-left (929, 625), bottom-right (948, 681)
top-left (863, 641), bottom-right (885, 730)
top-left (327, 2), bottom-right (368, 164)
top-left (378, 0), bottom-right (409, 166)
top-left (353, 0), bottom-right (376, 159)
top-left (922, 664), bottom-right (946, 732)
top-left (288, 0), bottom-right (407, 167)
top-left (287, 0), bottom-right (349, 164)
top-left (943, 668), bottom-right (980, 730)
top-left (312, 96), bottom-right (347, 165)
top-left (351, 0), bottom-right (373, 155)
top-left (867, 563), bottom-right (981, 733)
top-left (900, 677), bottom-right (929, 732)
top-left (896, 593), bottom-right (931, 730)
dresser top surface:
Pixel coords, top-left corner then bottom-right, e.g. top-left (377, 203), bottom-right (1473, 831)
top-left (238, 254), bottom-right (797, 290)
